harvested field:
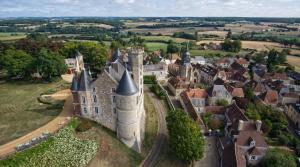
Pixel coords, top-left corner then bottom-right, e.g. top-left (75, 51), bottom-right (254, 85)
top-left (0, 32), bottom-right (26, 41)
top-left (287, 56), bottom-right (300, 72)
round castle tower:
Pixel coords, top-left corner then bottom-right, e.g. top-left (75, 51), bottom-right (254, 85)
top-left (116, 69), bottom-right (141, 152)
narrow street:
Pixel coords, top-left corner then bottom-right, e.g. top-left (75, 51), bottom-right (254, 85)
top-left (141, 86), bottom-right (168, 167)
top-left (194, 137), bottom-right (220, 167)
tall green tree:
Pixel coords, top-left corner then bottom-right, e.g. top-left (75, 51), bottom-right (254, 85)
top-left (167, 41), bottom-right (179, 60)
top-left (60, 42), bottom-right (108, 73)
top-left (166, 110), bottom-right (204, 163)
top-left (260, 149), bottom-right (297, 167)
top-left (1, 49), bottom-right (33, 78)
top-left (35, 48), bottom-right (67, 81)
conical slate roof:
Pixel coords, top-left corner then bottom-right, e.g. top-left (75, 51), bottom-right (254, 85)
top-left (78, 69), bottom-right (91, 91)
top-left (182, 44), bottom-right (190, 65)
top-left (70, 75), bottom-right (78, 91)
top-left (111, 48), bottom-right (121, 62)
top-left (116, 69), bottom-right (138, 96)
top-left (75, 51), bottom-right (83, 58)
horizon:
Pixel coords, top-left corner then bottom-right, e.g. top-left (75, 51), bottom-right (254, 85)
top-left (1, 0), bottom-right (300, 18)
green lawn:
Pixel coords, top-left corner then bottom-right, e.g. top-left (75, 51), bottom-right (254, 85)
top-left (141, 35), bottom-right (190, 43)
top-left (0, 32), bottom-right (27, 41)
top-left (145, 42), bottom-right (168, 52)
top-left (0, 80), bottom-right (69, 145)
top-left (142, 93), bottom-right (158, 156)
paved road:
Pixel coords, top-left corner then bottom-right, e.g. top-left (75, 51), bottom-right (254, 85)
top-left (194, 137), bottom-right (220, 167)
top-left (141, 86), bottom-right (168, 167)
top-left (0, 90), bottom-right (74, 159)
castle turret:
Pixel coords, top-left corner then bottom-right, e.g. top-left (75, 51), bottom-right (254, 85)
top-left (77, 69), bottom-right (92, 117)
top-left (116, 69), bottom-right (142, 152)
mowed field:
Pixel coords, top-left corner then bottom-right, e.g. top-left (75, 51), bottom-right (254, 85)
top-left (0, 80), bottom-right (68, 145)
top-left (0, 32), bottom-right (27, 41)
top-left (287, 56), bottom-right (300, 72)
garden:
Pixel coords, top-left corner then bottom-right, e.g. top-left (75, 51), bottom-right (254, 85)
top-left (0, 119), bottom-right (98, 167)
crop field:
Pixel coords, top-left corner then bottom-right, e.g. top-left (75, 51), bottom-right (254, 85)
top-left (124, 27), bottom-right (204, 35)
top-left (287, 56), bottom-right (300, 72)
top-left (145, 42), bottom-right (168, 52)
top-left (224, 23), bottom-right (272, 33)
top-left (190, 49), bottom-right (238, 57)
top-left (0, 80), bottom-right (69, 145)
top-left (197, 30), bottom-right (228, 38)
top-left (141, 35), bottom-right (191, 43)
top-left (0, 32), bottom-right (27, 41)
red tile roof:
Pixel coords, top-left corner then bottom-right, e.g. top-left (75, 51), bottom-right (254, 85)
top-left (185, 88), bottom-right (208, 99)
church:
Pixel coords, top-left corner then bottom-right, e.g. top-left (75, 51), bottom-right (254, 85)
top-left (70, 47), bottom-right (145, 152)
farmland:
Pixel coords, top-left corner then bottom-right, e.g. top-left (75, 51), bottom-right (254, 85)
top-left (0, 32), bottom-right (27, 41)
top-left (287, 56), bottom-right (300, 72)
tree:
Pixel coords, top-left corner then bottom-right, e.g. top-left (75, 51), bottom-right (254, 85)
top-left (226, 30), bottom-right (232, 39)
top-left (215, 99), bottom-right (229, 107)
top-left (260, 149), bottom-right (297, 167)
top-left (167, 41), bottom-right (179, 60)
top-left (221, 39), bottom-right (241, 52)
top-left (60, 42), bottom-right (108, 73)
top-left (35, 48), bottom-right (67, 81)
top-left (166, 110), bottom-right (204, 163)
top-left (1, 49), bottom-right (33, 78)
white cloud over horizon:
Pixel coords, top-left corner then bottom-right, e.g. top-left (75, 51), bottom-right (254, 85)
top-left (0, 0), bottom-right (299, 17)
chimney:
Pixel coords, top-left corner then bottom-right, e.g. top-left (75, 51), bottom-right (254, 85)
top-left (256, 120), bottom-right (262, 132)
top-left (238, 120), bottom-right (244, 131)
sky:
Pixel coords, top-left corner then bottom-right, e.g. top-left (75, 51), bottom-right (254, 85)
top-left (0, 0), bottom-right (300, 17)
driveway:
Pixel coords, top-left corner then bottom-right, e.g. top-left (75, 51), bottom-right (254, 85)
top-left (141, 86), bottom-right (168, 167)
top-left (194, 137), bottom-right (220, 167)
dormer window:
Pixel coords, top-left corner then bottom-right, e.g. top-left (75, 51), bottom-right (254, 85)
top-left (250, 155), bottom-right (256, 160)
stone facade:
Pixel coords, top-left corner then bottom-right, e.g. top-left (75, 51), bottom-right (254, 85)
top-left (71, 48), bottom-right (145, 152)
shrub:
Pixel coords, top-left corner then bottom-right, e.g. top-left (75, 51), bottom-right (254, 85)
top-left (76, 119), bottom-right (92, 132)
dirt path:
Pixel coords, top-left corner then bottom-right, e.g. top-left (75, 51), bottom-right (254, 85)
top-left (0, 90), bottom-right (74, 159)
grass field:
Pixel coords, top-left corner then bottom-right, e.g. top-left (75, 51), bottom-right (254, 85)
top-left (145, 42), bottom-right (168, 52)
top-left (141, 35), bottom-right (191, 43)
top-left (0, 80), bottom-right (69, 145)
top-left (77, 123), bottom-right (143, 167)
top-left (190, 49), bottom-right (238, 57)
top-left (142, 93), bottom-right (158, 156)
top-left (287, 55), bottom-right (300, 72)
top-left (0, 32), bottom-right (27, 41)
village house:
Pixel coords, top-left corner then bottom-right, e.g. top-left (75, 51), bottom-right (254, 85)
top-left (64, 52), bottom-right (84, 74)
top-left (143, 62), bottom-right (168, 80)
top-left (167, 77), bottom-right (192, 97)
top-left (256, 90), bottom-right (279, 107)
top-left (252, 64), bottom-right (267, 82)
top-left (190, 56), bottom-right (206, 65)
top-left (191, 64), bottom-right (218, 84)
top-left (235, 58), bottom-right (249, 68)
top-left (179, 88), bottom-right (208, 115)
top-left (221, 103), bottom-right (268, 167)
top-left (287, 103), bottom-right (300, 129)
top-left (215, 57), bottom-right (233, 68)
top-left (207, 78), bottom-right (232, 106)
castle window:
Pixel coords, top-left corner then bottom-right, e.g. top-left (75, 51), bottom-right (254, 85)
top-left (113, 96), bottom-right (116, 103)
top-left (95, 107), bottom-right (99, 114)
top-left (112, 88), bottom-right (116, 93)
top-left (82, 96), bottom-right (86, 103)
top-left (93, 87), bottom-right (96, 92)
top-left (93, 95), bottom-right (97, 103)
top-left (250, 156), bottom-right (256, 160)
top-left (136, 96), bottom-right (139, 104)
top-left (83, 107), bottom-right (87, 113)
top-left (113, 108), bottom-right (117, 114)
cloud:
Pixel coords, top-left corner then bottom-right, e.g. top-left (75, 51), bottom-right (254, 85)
top-left (0, 0), bottom-right (299, 17)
